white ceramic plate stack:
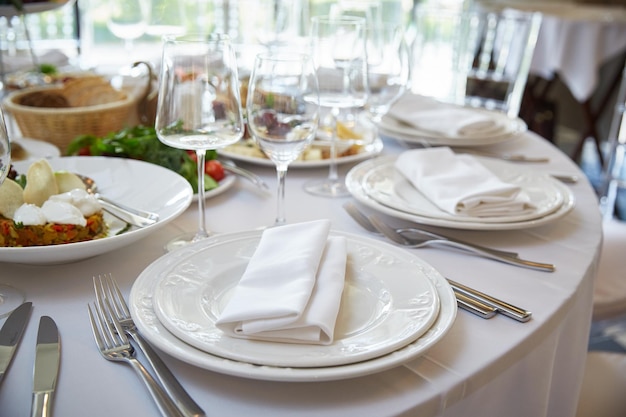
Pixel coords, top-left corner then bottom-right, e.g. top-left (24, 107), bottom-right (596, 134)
top-left (345, 156), bottom-right (576, 231)
top-left (378, 95), bottom-right (528, 147)
top-left (129, 229), bottom-right (458, 382)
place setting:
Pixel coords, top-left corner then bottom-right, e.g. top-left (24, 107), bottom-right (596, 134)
top-left (128, 218), bottom-right (459, 382)
top-left (346, 146), bottom-right (576, 231)
top-left (378, 93), bottom-right (528, 147)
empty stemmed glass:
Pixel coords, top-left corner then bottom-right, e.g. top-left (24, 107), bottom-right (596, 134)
top-left (254, 0), bottom-right (299, 52)
top-left (247, 52), bottom-right (320, 226)
top-left (365, 22), bottom-right (410, 125)
top-left (0, 108), bottom-right (25, 317)
top-left (155, 33), bottom-right (244, 251)
top-left (304, 15), bottom-right (368, 198)
top-left (106, 0), bottom-right (149, 54)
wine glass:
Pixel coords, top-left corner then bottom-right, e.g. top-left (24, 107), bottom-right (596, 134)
top-left (254, 0), bottom-right (299, 52)
top-left (106, 0), bottom-right (149, 53)
top-left (155, 33), bottom-right (244, 251)
top-left (247, 52), bottom-right (320, 226)
top-left (0, 108), bottom-right (25, 317)
top-left (145, 0), bottom-right (187, 38)
top-left (365, 22), bottom-right (410, 125)
top-left (304, 15), bottom-right (368, 198)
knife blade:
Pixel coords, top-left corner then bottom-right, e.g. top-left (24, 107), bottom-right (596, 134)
top-left (0, 301), bottom-right (33, 387)
top-left (31, 316), bottom-right (60, 417)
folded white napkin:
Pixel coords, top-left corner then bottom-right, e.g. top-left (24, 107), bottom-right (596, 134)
top-left (215, 219), bottom-right (347, 345)
top-left (388, 94), bottom-right (508, 138)
top-left (395, 147), bottom-right (536, 217)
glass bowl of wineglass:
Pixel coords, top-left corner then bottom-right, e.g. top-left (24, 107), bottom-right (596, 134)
top-left (246, 52), bottom-right (320, 226)
top-left (0, 108), bottom-right (26, 317)
top-left (106, 0), bottom-right (149, 58)
top-left (365, 22), bottom-right (410, 125)
top-left (304, 15), bottom-right (368, 198)
top-left (155, 33), bottom-right (244, 251)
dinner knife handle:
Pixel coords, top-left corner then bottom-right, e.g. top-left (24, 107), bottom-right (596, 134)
top-left (31, 392), bottom-right (52, 417)
top-left (131, 330), bottom-right (205, 417)
top-left (448, 279), bottom-right (532, 322)
top-left (454, 291), bottom-right (497, 319)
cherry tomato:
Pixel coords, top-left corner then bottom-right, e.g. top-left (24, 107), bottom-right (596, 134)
top-left (205, 160), bottom-right (225, 182)
top-left (78, 147), bottom-right (91, 156)
top-left (185, 151), bottom-right (225, 182)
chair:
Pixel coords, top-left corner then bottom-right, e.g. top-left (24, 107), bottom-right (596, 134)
top-left (576, 61), bottom-right (626, 417)
top-left (599, 60), bottom-right (626, 221)
top-left (409, 6), bottom-right (541, 118)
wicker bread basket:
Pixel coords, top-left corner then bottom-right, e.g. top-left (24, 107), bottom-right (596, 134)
top-left (3, 84), bottom-right (138, 153)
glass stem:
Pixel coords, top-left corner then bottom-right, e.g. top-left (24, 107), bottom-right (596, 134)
top-left (328, 106), bottom-right (340, 183)
top-left (275, 166), bottom-right (288, 226)
top-left (194, 149), bottom-right (209, 241)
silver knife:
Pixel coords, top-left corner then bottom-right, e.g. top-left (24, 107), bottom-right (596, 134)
top-left (448, 279), bottom-right (532, 322)
top-left (0, 301), bottom-right (33, 387)
top-left (31, 316), bottom-right (60, 417)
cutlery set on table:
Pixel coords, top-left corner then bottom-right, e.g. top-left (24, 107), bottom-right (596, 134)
top-left (88, 274), bottom-right (205, 417)
top-left (336, 93), bottom-right (575, 323)
top-left (0, 302), bottom-right (61, 417)
top-left (343, 202), bottom-right (535, 322)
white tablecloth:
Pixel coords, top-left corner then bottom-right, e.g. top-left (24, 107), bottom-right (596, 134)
top-left (0, 131), bottom-right (602, 417)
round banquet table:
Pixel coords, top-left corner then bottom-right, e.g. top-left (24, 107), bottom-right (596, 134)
top-left (0, 129), bottom-right (602, 417)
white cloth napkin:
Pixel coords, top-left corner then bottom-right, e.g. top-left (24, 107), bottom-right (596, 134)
top-left (395, 147), bottom-right (536, 217)
top-left (388, 94), bottom-right (508, 138)
top-left (215, 219), bottom-right (347, 345)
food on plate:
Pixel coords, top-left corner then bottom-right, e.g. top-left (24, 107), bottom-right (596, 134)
top-left (65, 125), bottom-right (225, 193)
top-left (10, 142), bottom-right (28, 161)
top-left (16, 75), bottom-right (127, 108)
top-left (17, 90), bottom-right (69, 108)
top-left (0, 159), bottom-right (107, 247)
top-left (224, 120), bottom-right (367, 161)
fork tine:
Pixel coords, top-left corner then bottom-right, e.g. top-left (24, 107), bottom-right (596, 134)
top-left (87, 304), bottom-right (107, 352)
top-left (93, 277), bottom-right (130, 346)
top-left (369, 215), bottom-right (413, 245)
top-left (102, 273), bottom-right (131, 319)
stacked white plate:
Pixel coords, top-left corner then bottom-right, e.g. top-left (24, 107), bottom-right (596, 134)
top-left (378, 94), bottom-right (528, 147)
top-left (129, 229), bottom-right (458, 382)
top-left (346, 156), bottom-right (576, 231)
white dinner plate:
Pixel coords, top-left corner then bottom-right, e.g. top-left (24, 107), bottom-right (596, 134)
top-left (378, 111), bottom-right (527, 147)
top-left (219, 137), bottom-right (384, 169)
top-left (152, 229), bottom-right (440, 368)
top-left (130, 230), bottom-right (458, 382)
top-left (346, 156), bottom-right (576, 231)
top-left (2, 156), bottom-right (193, 264)
top-left (11, 137), bottom-right (61, 162)
top-left (361, 158), bottom-right (565, 224)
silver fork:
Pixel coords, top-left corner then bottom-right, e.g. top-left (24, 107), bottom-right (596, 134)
top-left (94, 274), bottom-right (205, 417)
top-left (368, 214), bottom-right (555, 272)
top-left (343, 202), bottom-right (519, 258)
top-left (87, 299), bottom-right (184, 417)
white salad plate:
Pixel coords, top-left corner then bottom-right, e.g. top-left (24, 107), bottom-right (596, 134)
top-left (130, 230), bottom-right (457, 382)
top-left (2, 156), bottom-right (193, 264)
top-left (152, 229), bottom-right (441, 368)
top-left (346, 156), bottom-right (576, 231)
top-left (361, 158), bottom-right (566, 224)
top-left (378, 111), bottom-right (527, 147)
